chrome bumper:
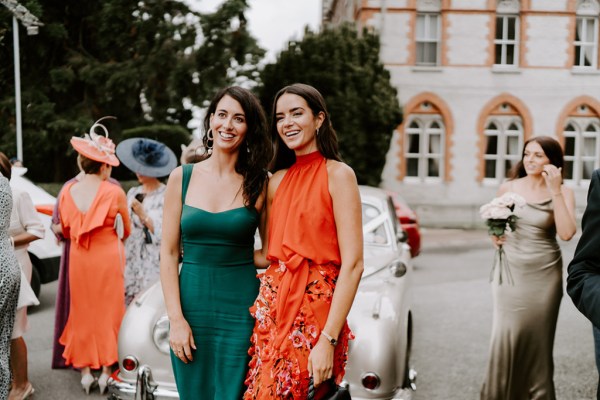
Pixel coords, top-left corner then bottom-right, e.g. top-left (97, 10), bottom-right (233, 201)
top-left (107, 366), bottom-right (179, 400)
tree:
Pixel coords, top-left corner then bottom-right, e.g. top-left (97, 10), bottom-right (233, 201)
top-left (0, 0), bottom-right (264, 181)
top-left (258, 23), bottom-right (402, 186)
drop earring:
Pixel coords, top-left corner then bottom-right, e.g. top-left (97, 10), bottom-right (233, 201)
top-left (207, 129), bottom-right (214, 155)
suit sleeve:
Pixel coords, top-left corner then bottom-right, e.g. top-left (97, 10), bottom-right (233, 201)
top-left (567, 169), bottom-right (600, 328)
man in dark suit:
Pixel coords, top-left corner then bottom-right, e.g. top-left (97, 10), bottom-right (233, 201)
top-left (567, 168), bottom-right (600, 400)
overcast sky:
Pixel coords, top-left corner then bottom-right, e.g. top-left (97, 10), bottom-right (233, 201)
top-left (189, 0), bottom-right (322, 61)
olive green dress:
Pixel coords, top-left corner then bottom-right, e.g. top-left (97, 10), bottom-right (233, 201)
top-left (481, 199), bottom-right (562, 400)
top-left (171, 164), bottom-right (259, 400)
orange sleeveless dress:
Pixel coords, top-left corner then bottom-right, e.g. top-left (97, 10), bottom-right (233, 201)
top-left (58, 180), bottom-right (131, 369)
top-left (244, 151), bottom-right (353, 399)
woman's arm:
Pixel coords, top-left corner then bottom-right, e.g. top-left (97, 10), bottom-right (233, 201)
top-left (543, 167), bottom-right (576, 240)
top-left (309, 161), bottom-right (364, 386)
top-left (13, 190), bottom-right (44, 247)
top-left (254, 172), bottom-right (283, 268)
top-left (159, 167), bottom-right (195, 363)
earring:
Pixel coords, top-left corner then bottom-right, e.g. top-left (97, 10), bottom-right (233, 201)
top-left (207, 129), bottom-right (213, 155)
top-left (316, 128), bottom-right (320, 136)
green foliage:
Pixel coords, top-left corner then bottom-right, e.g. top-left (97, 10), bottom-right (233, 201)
top-left (258, 23), bottom-right (403, 186)
top-left (0, 0), bottom-right (263, 182)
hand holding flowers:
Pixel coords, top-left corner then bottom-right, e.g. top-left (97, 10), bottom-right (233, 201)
top-left (479, 192), bottom-right (526, 284)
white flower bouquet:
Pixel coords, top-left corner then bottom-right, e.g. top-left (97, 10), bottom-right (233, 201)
top-left (479, 192), bottom-right (526, 284)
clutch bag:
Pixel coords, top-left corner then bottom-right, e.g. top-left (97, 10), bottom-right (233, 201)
top-left (307, 377), bottom-right (351, 400)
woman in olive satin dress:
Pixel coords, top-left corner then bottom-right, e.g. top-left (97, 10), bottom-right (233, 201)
top-left (160, 86), bottom-right (272, 400)
top-left (481, 136), bottom-right (577, 400)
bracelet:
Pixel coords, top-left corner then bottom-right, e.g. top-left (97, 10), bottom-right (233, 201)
top-left (143, 216), bottom-right (150, 225)
top-left (320, 330), bottom-right (338, 346)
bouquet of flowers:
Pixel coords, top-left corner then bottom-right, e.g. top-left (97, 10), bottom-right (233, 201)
top-left (479, 192), bottom-right (526, 284)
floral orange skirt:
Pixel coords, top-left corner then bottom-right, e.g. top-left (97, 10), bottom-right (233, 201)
top-left (244, 261), bottom-right (353, 400)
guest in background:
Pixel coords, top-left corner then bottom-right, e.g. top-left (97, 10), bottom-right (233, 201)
top-left (481, 136), bottom-right (576, 399)
top-left (116, 138), bottom-right (177, 305)
top-left (5, 154), bottom-right (44, 400)
top-left (0, 153), bottom-right (22, 400)
top-left (57, 119), bottom-right (131, 395)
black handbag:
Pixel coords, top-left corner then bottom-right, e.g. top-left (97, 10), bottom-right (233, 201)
top-left (307, 377), bottom-right (351, 400)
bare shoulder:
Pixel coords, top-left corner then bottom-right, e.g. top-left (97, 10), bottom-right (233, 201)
top-left (166, 166), bottom-right (183, 185)
top-left (268, 169), bottom-right (287, 198)
top-left (326, 160), bottom-right (358, 186)
top-left (497, 179), bottom-right (517, 196)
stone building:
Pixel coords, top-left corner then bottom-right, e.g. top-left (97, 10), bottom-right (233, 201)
top-left (323, 0), bottom-right (600, 227)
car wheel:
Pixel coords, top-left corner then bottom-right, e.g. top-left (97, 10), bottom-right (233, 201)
top-left (30, 264), bottom-right (41, 299)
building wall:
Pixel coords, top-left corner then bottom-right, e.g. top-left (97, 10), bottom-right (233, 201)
top-left (324, 0), bottom-right (600, 227)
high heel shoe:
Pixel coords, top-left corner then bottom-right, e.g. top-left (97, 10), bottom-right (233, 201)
top-left (80, 373), bottom-right (96, 395)
top-left (98, 372), bottom-right (110, 395)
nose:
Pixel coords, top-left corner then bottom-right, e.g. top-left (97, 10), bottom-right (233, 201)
top-left (223, 116), bottom-right (234, 130)
top-left (284, 114), bottom-right (294, 126)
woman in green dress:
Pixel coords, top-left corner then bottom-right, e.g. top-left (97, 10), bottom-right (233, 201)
top-left (160, 86), bottom-right (272, 400)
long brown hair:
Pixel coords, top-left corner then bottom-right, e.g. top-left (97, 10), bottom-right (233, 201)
top-left (508, 136), bottom-right (564, 180)
top-left (0, 152), bottom-right (12, 180)
top-left (202, 86), bottom-right (272, 208)
top-left (270, 83), bottom-right (342, 172)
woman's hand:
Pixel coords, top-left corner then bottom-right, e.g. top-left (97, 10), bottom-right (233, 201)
top-left (307, 336), bottom-right (335, 387)
top-left (541, 165), bottom-right (563, 196)
top-left (169, 317), bottom-right (196, 364)
top-left (131, 198), bottom-right (145, 219)
top-left (491, 235), bottom-right (505, 249)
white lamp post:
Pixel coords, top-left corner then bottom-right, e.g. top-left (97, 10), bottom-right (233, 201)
top-left (1, 0), bottom-right (43, 163)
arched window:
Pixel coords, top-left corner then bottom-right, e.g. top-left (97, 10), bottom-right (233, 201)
top-left (483, 117), bottom-right (524, 180)
top-left (563, 118), bottom-right (600, 183)
top-left (405, 116), bottom-right (445, 180)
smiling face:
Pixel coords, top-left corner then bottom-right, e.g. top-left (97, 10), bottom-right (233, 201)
top-left (522, 140), bottom-right (551, 176)
top-left (209, 95), bottom-right (248, 154)
top-left (275, 93), bottom-right (324, 155)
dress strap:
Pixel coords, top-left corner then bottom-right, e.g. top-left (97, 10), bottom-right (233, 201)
top-left (181, 164), bottom-right (193, 204)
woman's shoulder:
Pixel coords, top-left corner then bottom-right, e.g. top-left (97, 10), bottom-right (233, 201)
top-left (326, 160), bottom-right (357, 184)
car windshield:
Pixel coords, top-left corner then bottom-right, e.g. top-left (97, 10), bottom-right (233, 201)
top-left (362, 202), bottom-right (392, 248)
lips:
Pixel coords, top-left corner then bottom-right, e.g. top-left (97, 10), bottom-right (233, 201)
top-left (284, 130), bottom-right (300, 138)
top-left (218, 131), bottom-right (235, 140)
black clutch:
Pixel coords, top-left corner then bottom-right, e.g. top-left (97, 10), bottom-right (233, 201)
top-left (307, 377), bottom-right (351, 400)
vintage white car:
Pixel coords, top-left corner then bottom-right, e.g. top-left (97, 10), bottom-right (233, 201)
top-left (108, 186), bottom-right (416, 400)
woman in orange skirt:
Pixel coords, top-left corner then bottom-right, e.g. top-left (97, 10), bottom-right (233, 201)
top-left (58, 119), bottom-right (131, 395)
top-left (244, 83), bottom-right (364, 399)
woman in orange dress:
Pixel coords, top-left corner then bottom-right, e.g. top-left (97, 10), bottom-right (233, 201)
top-left (57, 119), bottom-right (131, 395)
top-left (244, 83), bottom-right (364, 399)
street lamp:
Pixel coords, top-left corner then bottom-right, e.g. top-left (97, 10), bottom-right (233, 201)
top-left (1, 0), bottom-right (43, 163)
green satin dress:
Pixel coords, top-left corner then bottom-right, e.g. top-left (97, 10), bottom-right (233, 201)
top-left (171, 164), bottom-right (259, 400)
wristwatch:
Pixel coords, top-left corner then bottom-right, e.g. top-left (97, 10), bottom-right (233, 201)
top-left (321, 330), bottom-right (338, 346)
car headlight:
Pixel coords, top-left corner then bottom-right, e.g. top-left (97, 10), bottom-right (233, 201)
top-left (153, 315), bottom-right (170, 354)
top-left (388, 260), bottom-right (407, 277)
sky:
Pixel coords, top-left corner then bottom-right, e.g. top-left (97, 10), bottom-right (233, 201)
top-left (190, 0), bottom-right (322, 61)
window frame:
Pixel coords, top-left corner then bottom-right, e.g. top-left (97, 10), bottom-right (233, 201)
top-left (574, 17), bottom-right (599, 69)
top-left (494, 14), bottom-right (520, 67)
top-left (563, 117), bottom-right (600, 185)
top-left (415, 13), bottom-right (441, 67)
top-left (404, 114), bottom-right (445, 182)
top-left (482, 117), bottom-right (524, 183)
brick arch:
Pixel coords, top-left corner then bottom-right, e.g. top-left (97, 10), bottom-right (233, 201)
top-left (555, 95), bottom-right (600, 144)
top-left (476, 93), bottom-right (533, 182)
top-left (396, 92), bottom-right (454, 182)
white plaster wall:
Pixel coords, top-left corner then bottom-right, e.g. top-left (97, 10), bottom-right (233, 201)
top-left (530, 0), bottom-right (569, 12)
top-left (446, 14), bottom-right (492, 65)
top-left (379, 66), bottom-right (599, 226)
top-left (366, 13), bottom-right (412, 64)
top-left (451, 0), bottom-right (488, 10)
top-left (525, 16), bottom-right (570, 67)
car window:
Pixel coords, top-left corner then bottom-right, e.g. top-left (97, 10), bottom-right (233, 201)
top-left (362, 203), bottom-right (390, 246)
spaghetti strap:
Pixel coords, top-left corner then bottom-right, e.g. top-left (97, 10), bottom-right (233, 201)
top-left (181, 164), bottom-right (193, 204)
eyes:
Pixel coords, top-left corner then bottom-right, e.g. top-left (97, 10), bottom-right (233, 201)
top-left (216, 111), bottom-right (245, 124)
top-left (524, 152), bottom-right (546, 159)
top-left (275, 110), bottom-right (303, 123)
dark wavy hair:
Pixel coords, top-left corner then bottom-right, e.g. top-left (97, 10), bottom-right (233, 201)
top-left (202, 86), bottom-right (271, 207)
top-left (0, 152), bottom-right (11, 180)
top-left (270, 83), bottom-right (342, 172)
top-left (508, 135), bottom-right (565, 180)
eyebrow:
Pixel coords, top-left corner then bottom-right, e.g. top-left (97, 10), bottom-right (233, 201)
top-left (276, 106), bottom-right (304, 115)
top-left (216, 108), bottom-right (245, 117)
